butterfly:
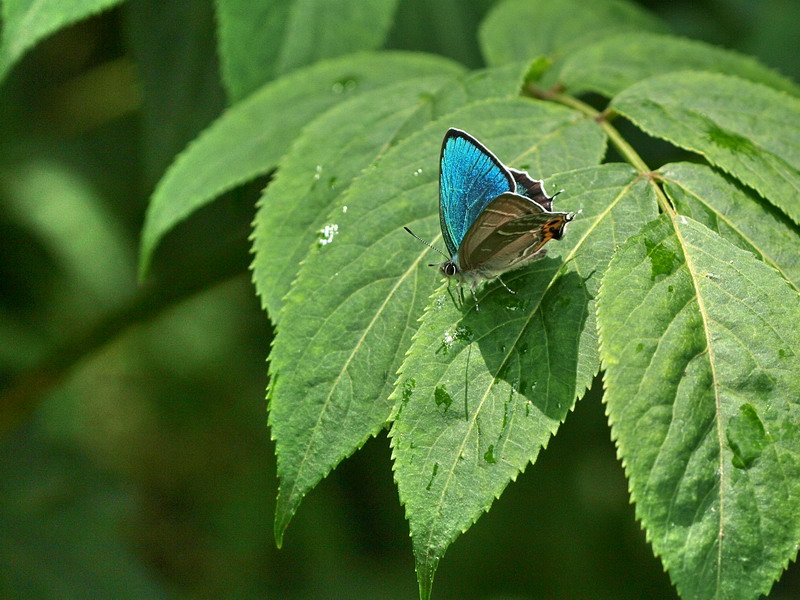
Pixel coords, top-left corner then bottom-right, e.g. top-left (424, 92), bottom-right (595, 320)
top-left (406, 128), bottom-right (573, 305)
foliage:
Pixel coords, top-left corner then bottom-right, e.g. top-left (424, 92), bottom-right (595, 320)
top-left (2, 0), bottom-right (799, 599)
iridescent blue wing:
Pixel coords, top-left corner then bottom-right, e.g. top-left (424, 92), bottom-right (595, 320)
top-left (459, 192), bottom-right (572, 276)
top-left (439, 129), bottom-right (515, 258)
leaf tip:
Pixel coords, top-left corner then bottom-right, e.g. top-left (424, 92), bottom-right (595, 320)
top-left (138, 217), bottom-right (157, 283)
top-left (273, 492), bottom-right (294, 549)
top-left (415, 557), bottom-right (438, 600)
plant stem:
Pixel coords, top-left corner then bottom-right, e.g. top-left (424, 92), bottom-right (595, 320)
top-left (525, 84), bottom-right (675, 216)
top-left (0, 260), bottom-right (249, 440)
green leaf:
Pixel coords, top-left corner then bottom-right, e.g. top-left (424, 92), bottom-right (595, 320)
top-left (252, 76), bottom-right (454, 317)
top-left (432, 61), bottom-right (533, 116)
top-left (597, 214), bottom-right (800, 600)
top-left (0, 0), bottom-right (126, 82)
top-left (659, 162), bottom-right (800, 290)
top-left (268, 97), bottom-right (608, 546)
top-left (611, 72), bottom-right (800, 226)
top-left (385, 0), bottom-right (492, 68)
top-left (479, 0), bottom-right (665, 68)
top-left (252, 63), bottom-right (530, 318)
top-left (391, 164), bottom-right (658, 599)
top-left (559, 32), bottom-right (800, 98)
top-left (216, 0), bottom-right (400, 101)
top-left (215, 0), bottom-right (291, 101)
top-left (1, 159), bottom-right (134, 313)
top-left (124, 0), bottom-right (225, 186)
top-left (139, 51), bottom-right (464, 277)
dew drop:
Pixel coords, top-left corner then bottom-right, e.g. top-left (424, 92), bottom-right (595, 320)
top-left (503, 293), bottom-right (527, 311)
top-left (438, 325), bottom-right (474, 353)
top-left (331, 77), bottom-right (358, 94)
top-left (317, 223), bottom-right (339, 246)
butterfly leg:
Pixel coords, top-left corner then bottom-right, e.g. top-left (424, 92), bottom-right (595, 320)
top-left (446, 280), bottom-right (463, 309)
top-left (469, 283), bottom-right (480, 312)
top-left (496, 276), bottom-right (516, 295)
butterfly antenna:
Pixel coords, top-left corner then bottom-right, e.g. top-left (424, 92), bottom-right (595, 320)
top-left (403, 227), bottom-right (450, 261)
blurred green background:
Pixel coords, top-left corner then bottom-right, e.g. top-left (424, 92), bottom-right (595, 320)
top-left (1, 0), bottom-right (798, 598)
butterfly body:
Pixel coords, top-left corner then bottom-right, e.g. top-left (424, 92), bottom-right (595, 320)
top-left (437, 128), bottom-right (572, 289)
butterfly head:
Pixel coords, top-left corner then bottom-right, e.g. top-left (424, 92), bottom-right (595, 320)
top-left (440, 260), bottom-right (459, 278)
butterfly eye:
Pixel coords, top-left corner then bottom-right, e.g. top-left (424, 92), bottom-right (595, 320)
top-left (442, 262), bottom-right (458, 277)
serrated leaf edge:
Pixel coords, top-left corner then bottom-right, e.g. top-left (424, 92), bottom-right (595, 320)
top-left (595, 215), bottom-right (797, 598)
top-left (389, 166), bottom-right (644, 583)
top-left (611, 71), bottom-right (800, 227)
top-left (658, 165), bottom-right (800, 294)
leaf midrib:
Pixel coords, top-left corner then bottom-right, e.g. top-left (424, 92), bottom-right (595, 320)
top-left (266, 90), bottom-right (448, 314)
top-left (419, 173), bottom-right (639, 564)
top-left (286, 117), bottom-right (598, 483)
top-left (671, 218), bottom-right (726, 593)
top-left (665, 177), bottom-right (799, 292)
top-left (278, 224), bottom-right (439, 509)
top-left (628, 100), bottom-right (800, 199)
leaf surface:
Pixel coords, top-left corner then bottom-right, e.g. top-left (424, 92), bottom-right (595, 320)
top-left (391, 164), bottom-right (658, 597)
top-left (559, 32), bottom-right (800, 98)
top-left (252, 63), bottom-right (530, 318)
top-left (268, 98), bottom-right (608, 545)
top-left (598, 214), bottom-right (800, 600)
top-left (139, 52), bottom-right (463, 276)
top-left (124, 0), bottom-right (225, 186)
top-left (0, 0), bottom-right (126, 81)
top-left (611, 72), bottom-right (800, 226)
top-left (252, 76), bottom-right (454, 317)
top-left (215, 0), bottom-right (399, 100)
top-left (659, 162), bottom-right (800, 290)
top-left (479, 0), bottom-right (665, 67)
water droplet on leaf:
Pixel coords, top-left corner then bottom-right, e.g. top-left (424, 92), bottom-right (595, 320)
top-left (317, 223), bottom-right (339, 246)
